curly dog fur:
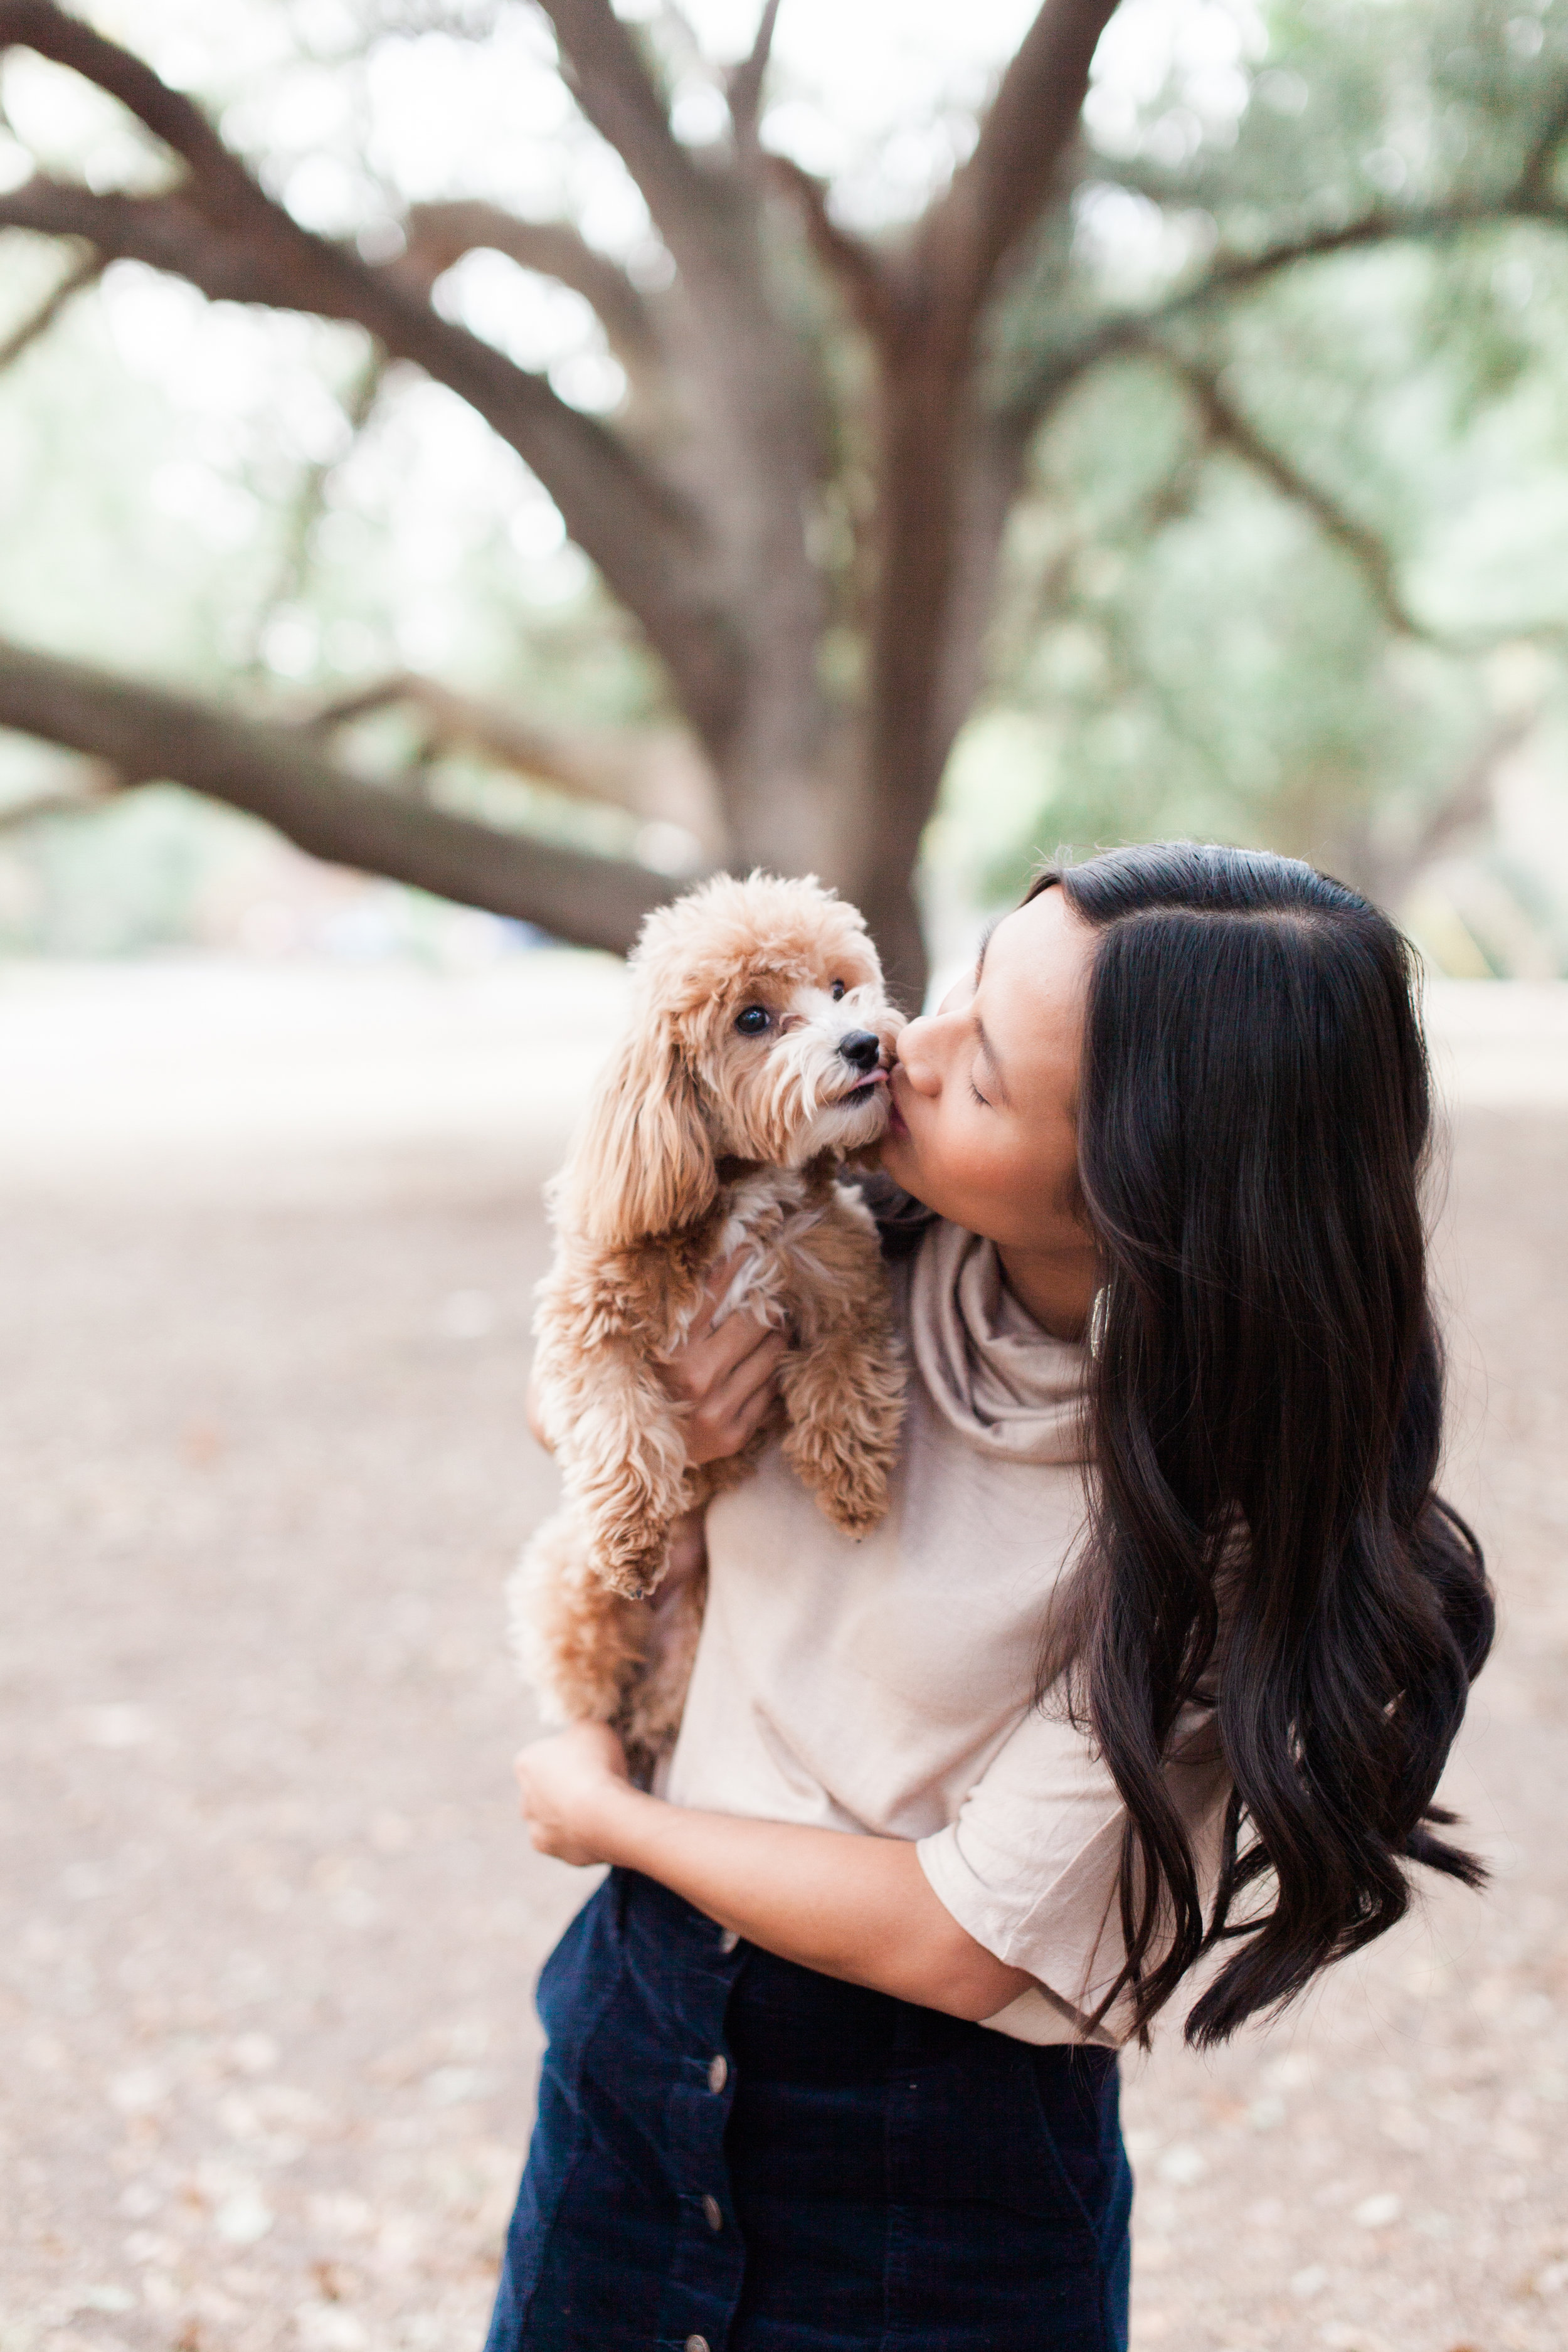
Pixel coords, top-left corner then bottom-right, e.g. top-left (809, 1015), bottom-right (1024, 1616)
top-left (509, 872), bottom-right (907, 1768)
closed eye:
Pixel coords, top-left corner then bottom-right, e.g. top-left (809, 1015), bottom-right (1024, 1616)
top-left (968, 1078), bottom-right (991, 1108)
top-left (973, 919), bottom-right (999, 980)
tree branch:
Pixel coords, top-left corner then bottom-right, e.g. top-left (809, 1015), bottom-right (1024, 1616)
top-left (397, 199), bottom-right (664, 381)
top-left (1168, 357), bottom-right (1566, 657)
top-left (765, 156), bottom-right (894, 337)
top-left (1004, 192), bottom-right (1568, 429)
top-left (837, 0), bottom-right (1125, 977)
top-left (533, 0), bottom-right (800, 386)
top-left (536, 0), bottom-right (727, 277)
top-left (919, 0), bottom-right (1123, 322)
top-left (1171, 359), bottom-right (1426, 640)
top-left (0, 637), bottom-right (682, 953)
top-left (536, 1), bottom-right (837, 861)
top-left (307, 672), bottom-right (725, 849)
top-left (1411, 712), bottom-right (1533, 868)
top-left (0, 246), bottom-right (102, 371)
top-left (726, 0), bottom-right (781, 153)
top-left (1189, 193), bottom-right (1568, 305)
top-left (0, 0), bottom-right (256, 220)
top-left (0, 177), bottom-right (284, 300)
top-left (0, 4), bottom-right (744, 757)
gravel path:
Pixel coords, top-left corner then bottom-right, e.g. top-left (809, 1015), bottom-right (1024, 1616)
top-left (1, 992), bottom-right (1563, 2351)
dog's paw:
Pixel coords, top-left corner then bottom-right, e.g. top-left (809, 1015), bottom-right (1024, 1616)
top-left (591, 1535), bottom-right (669, 1602)
top-left (783, 1428), bottom-right (891, 1539)
top-left (816, 1476), bottom-right (890, 1539)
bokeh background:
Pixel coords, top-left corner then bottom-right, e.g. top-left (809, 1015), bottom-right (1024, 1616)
top-left (3, 4), bottom-right (1567, 2349)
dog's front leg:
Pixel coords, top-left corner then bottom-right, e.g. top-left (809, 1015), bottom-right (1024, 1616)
top-left (776, 1204), bottom-right (905, 1537)
top-left (563, 1346), bottom-right (697, 1597)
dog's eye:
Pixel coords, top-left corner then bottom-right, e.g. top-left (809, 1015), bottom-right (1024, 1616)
top-left (734, 1005), bottom-right (771, 1037)
top-left (830, 979), bottom-right (846, 1002)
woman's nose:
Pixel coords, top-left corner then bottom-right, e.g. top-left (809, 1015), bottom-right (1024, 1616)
top-left (895, 1014), bottom-right (941, 1093)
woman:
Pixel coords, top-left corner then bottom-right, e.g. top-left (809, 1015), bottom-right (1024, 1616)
top-left (485, 844), bottom-right (1493, 2352)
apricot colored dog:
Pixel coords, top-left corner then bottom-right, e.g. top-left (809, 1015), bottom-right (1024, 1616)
top-left (511, 872), bottom-right (906, 1766)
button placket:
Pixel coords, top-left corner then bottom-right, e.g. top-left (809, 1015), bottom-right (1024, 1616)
top-left (652, 1928), bottom-right (746, 2352)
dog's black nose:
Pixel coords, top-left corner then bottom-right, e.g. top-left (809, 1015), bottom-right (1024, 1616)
top-left (838, 1029), bottom-right (881, 1073)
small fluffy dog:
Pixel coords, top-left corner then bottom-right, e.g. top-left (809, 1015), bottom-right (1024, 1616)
top-left (510, 871), bottom-right (906, 1766)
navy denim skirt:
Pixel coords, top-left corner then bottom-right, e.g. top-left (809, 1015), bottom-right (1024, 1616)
top-left (484, 1869), bottom-right (1131, 2351)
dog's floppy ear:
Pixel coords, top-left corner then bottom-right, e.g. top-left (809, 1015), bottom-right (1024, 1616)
top-left (563, 1018), bottom-right (718, 1249)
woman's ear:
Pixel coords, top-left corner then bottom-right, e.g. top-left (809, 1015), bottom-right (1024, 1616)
top-left (563, 1019), bottom-right (718, 1249)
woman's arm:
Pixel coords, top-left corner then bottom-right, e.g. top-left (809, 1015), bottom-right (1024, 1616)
top-left (520, 1261), bottom-right (1027, 2018)
top-left (516, 1724), bottom-right (1034, 2024)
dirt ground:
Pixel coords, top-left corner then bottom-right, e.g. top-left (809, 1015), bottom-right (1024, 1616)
top-left (1, 994), bottom-right (1564, 2351)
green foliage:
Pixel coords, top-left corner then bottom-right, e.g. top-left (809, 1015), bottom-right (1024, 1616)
top-left (941, 0), bottom-right (1568, 969)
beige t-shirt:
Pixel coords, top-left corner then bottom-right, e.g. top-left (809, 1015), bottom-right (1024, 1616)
top-left (663, 1217), bottom-right (1231, 2047)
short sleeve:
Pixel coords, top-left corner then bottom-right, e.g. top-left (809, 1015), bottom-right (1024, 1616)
top-left (916, 1696), bottom-right (1230, 2038)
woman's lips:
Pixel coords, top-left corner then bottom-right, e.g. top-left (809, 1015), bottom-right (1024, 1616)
top-left (886, 1068), bottom-right (909, 1138)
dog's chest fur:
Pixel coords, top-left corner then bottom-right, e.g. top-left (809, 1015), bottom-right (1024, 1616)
top-left (543, 1157), bottom-right (877, 1370)
top-left (665, 1160), bottom-right (856, 1353)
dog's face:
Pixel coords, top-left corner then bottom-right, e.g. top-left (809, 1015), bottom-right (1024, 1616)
top-left (681, 926), bottom-right (903, 1167)
top-left (566, 874), bottom-right (906, 1246)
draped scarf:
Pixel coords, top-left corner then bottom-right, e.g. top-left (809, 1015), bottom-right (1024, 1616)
top-left (907, 1218), bottom-right (1090, 1466)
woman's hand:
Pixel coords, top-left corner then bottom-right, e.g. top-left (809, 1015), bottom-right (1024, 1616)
top-left (515, 1722), bottom-right (633, 1867)
top-left (512, 1729), bottom-right (1032, 2021)
top-left (659, 1254), bottom-right (788, 1466)
top-left (512, 1737), bottom-right (1034, 2019)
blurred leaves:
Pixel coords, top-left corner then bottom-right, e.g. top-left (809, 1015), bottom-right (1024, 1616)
top-left (938, 0), bottom-right (1568, 970)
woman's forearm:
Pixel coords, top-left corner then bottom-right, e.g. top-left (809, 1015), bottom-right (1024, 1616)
top-left (580, 1779), bottom-right (1032, 2022)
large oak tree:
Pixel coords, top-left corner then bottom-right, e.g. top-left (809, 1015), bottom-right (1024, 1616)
top-left (1, 0), bottom-right (1565, 990)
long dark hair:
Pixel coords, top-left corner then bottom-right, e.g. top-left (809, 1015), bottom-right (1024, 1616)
top-left (1036, 842), bottom-right (1493, 2047)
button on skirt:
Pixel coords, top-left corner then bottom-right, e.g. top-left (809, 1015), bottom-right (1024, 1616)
top-left (484, 1869), bottom-right (1131, 2352)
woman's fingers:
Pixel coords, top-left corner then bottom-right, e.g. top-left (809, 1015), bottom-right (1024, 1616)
top-left (728, 1352), bottom-right (785, 1448)
top-left (710, 1327), bottom-right (788, 1424)
top-left (514, 1725), bottom-right (629, 1866)
top-left (657, 1251), bottom-right (790, 1461)
top-left (684, 1328), bottom-right (788, 1465)
top-left (681, 1308), bottom-right (772, 1392)
top-left (663, 1266), bottom-right (777, 1405)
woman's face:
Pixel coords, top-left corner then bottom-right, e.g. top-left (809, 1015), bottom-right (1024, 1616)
top-left (880, 885), bottom-right (1096, 1258)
